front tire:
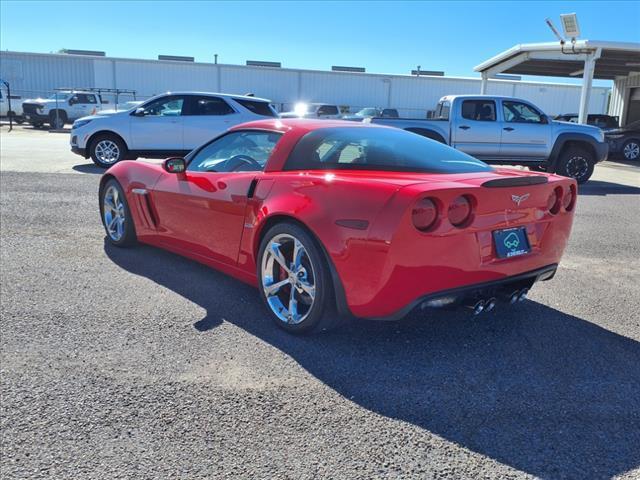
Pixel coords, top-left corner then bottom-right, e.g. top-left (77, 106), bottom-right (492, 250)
top-left (49, 111), bottom-right (67, 129)
top-left (90, 134), bottom-right (128, 168)
top-left (99, 179), bottom-right (137, 247)
top-left (622, 139), bottom-right (640, 161)
top-left (257, 222), bottom-right (338, 334)
top-left (555, 146), bottom-right (595, 184)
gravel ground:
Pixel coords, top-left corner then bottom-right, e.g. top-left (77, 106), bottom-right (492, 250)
top-left (1, 127), bottom-right (640, 479)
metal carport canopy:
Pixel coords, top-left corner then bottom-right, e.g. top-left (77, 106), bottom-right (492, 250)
top-left (474, 40), bottom-right (640, 123)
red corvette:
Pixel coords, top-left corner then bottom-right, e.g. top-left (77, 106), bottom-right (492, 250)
top-left (99, 119), bottom-right (577, 333)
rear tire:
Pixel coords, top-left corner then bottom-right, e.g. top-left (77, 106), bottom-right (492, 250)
top-left (90, 134), bottom-right (128, 168)
top-left (99, 179), bottom-right (137, 247)
top-left (257, 222), bottom-right (341, 334)
top-left (555, 146), bottom-right (595, 184)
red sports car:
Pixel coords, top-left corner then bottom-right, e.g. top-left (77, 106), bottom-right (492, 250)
top-left (99, 119), bottom-right (577, 333)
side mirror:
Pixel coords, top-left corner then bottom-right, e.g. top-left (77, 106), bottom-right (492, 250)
top-left (69, 97), bottom-right (77, 106)
top-left (541, 115), bottom-right (550, 124)
top-left (133, 107), bottom-right (146, 117)
top-left (164, 157), bottom-right (186, 174)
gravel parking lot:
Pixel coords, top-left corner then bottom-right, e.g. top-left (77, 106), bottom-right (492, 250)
top-left (1, 125), bottom-right (639, 479)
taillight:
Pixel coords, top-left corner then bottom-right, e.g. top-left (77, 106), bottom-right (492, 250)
top-left (563, 185), bottom-right (576, 211)
top-left (547, 187), bottom-right (562, 214)
top-left (412, 198), bottom-right (438, 232)
top-left (448, 195), bottom-right (473, 227)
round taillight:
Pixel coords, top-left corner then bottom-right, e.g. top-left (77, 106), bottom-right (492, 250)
top-left (448, 195), bottom-right (472, 227)
top-left (563, 185), bottom-right (576, 211)
top-left (412, 198), bottom-right (438, 232)
top-left (547, 188), bottom-right (562, 214)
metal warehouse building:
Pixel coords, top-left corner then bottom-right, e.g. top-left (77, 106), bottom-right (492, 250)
top-left (1, 50), bottom-right (611, 118)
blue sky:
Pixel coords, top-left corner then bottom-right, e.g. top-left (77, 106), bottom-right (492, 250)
top-left (1, 0), bottom-right (639, 86)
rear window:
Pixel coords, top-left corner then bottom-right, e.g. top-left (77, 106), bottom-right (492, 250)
top-left (317, 105), bottom-right (339, 115)
top-left (461, 100), bottom-right (496, 121)
top-left (434, 101), bottom-right (450, 120)
top-left (285, 127), bottom-right (492, 174)
top-left (235, 99), bottom-right (277, 117)
top-left (189, 96), bottom-right (235, 116)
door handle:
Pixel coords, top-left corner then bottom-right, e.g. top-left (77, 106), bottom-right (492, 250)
top-left (459, 125), bottom-right (470, 130)
top-left (503, 127), bottom-right (515, 131)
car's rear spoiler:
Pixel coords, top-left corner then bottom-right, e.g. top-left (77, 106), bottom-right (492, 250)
top-left (481, 176), bottom-right (548, 188)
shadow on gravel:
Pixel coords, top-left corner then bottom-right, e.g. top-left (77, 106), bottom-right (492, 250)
top-left (72, 163), bottom-right (104, 175)
top-left (105, 241), bottom-right (640, 479)
top-left (579, 180), bottom-right (640, 196)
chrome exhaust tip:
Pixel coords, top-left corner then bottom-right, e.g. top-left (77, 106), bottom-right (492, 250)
top-left (509, 291), bottom-right (520, 304)
top-left (485, 297), bottom-right (497, 312)
top-left (518, 289), bottom-right (528, 302)
top-left (471, 300), bottom-right (485, 315)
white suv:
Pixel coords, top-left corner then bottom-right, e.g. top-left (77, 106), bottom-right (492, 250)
top-left (70, 92), bottom-right (278, 168)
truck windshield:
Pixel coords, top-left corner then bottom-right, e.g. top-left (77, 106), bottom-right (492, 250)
top-left (48, 93), bottom-right (70, 100)
top-left (285, 126), bottom-right (492, 174)
top-left (355, 108), bottom-right (378, 117)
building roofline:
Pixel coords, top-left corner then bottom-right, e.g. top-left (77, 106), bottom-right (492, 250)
top-left (0, 49), bottom-right (611, 90)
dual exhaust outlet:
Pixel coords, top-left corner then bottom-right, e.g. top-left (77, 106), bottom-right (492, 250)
top-left (467, 288), bottom-right (528, 315)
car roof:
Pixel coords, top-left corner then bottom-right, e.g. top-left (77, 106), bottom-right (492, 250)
top-left (229, 118), bottom-right (389, 133)
top-left (440, 94), bottom-right (538, 102)
top-left (156, 91), bottom-right (271, 102)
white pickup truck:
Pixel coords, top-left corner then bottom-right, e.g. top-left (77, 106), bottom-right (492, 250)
top-left (0, 86), bottom-right (24, 123)
top-left (367, 95), bottom-right (609, 183)
top-left (22, 90), bottom-right (104, 129)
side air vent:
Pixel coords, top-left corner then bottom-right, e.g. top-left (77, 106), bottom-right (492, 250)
top-left (482, 176), bottom-right (548, 188)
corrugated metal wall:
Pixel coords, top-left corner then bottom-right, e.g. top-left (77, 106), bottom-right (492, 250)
top-left (0, 51), bottom-right (94, 98)
top-left (610, 73), bottom-right (640, 125)
top-left (1, 50), bottom-right (610, 117)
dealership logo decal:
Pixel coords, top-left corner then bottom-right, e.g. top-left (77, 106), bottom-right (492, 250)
top-left (504, 232), bottom-right (520, 250)
top-left (511, 193), bottom-right (530, 206)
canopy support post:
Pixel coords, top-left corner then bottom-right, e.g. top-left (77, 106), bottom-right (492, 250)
top-left (480, 72), bottom-right (488, 95)
top-left (578, 48), bottom-right (601, 124)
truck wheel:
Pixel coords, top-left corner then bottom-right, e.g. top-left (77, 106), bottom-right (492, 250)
top-left (49, 111), bottom-right (67, 129)
top-left (90, 134), bottom-right (128, 168)
top-left (622, 139), bottom-right (640, 161)
top-left (556, 147), bottom-right (595, 184)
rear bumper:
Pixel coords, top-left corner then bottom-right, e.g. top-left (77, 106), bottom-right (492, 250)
top-left (368, 264), bottom-right (557, 321)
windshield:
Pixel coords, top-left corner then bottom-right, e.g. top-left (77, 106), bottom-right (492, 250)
top-left (47, 92), bottom-right (70, 100)
top-left (285, 127), bottom-right (492, 174)
top-left (355, 108), bottom-right (378, 117)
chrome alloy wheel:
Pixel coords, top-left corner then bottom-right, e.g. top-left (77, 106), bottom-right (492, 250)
top-left (261, 233), bottom-right (316, 324)
top-left (103, 185), bottom-right (126, 241)
top-left (95, 140), bottom-right (121, 165)
top-left (623, 142), bottom-right (639, 160)
top-left (566, 155), bottom-right (589, 180)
